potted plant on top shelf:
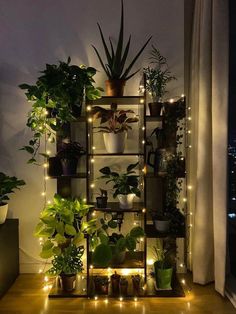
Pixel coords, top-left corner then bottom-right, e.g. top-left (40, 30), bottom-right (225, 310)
top-left (92, 0), bottom-right (152, 96)
top-left (92, 103), bottom-right (139, 153)
top-left (34, 194), bottom-right (96, 292)
top-left (56, 141), bottom-right (86, 175)
top-left (143, 45), bottom-right (176, 117)
top-left (98, 162), bottom-right (141, 209)
top-left (0, 172), bottom-right (25, 224)
top-left (19, 57), bottom-right (102, 164)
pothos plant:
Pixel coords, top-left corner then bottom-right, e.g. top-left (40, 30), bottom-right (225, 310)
top-left (91, 215), bottom-right (145, 267)
top-left (20, 57), bottom-right (102, 164)
top-left (98, 162), bottom-right (141, 198)
top-left (34, 194), bottom-right (96, 274)
top-left (92, 103), bottom-right (139, 134)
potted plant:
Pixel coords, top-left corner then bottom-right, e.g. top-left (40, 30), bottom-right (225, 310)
top-left (0, 172), bottom-right (25, 224)
top-left (56, 141), bottom-right (86, 175)
top-left (93, 276), bottom-right (109, 295)
top-left (153, 238), bottom-right (176, 290)
top-left (19, 57), bottom-right (102, 164)
top-left (92, 0), bottom-right (151, 96)
top-left (98, 162), bottom-right (141, 209)
top-left (131, 275), bottom-right (141, 296)
top-left (120, 277), bottom-right (128, 296)
top-left (151, 211), bottom-right (170, 233)
top-left (110, 271), bottom-right (121, 295)
top-left (143, 45), bottom-right (176, 116)
top-left (34, 194), bottom-right (96, 290)
top-left (48, 244), bottom-right (84, 292)
top-left (95, 189), bottom-right (108, 208)
top-left (92, 218), bottom-right (145, 267)
top-left (92, 103), bottom-right (139, 153)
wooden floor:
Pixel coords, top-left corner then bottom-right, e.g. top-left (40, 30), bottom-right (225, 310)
top-left (0, 274), bottom-right (235, 314)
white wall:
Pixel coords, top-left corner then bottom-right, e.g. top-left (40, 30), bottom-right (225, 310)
top-left (0, 0), bottom-right (184, 272)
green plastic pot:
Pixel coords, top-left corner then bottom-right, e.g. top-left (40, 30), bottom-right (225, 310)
top-left (154, 261), bottom-right (173, 289)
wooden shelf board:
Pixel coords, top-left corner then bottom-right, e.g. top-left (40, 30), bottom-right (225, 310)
top-left (94, 202), bottom-right (145, 213)
top-left (145, 224), bottom-right (185, 238)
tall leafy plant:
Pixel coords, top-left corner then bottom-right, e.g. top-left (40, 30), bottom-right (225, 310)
top-left (92, 0), bottom-right (152, 80)
top-left (0, 172), bottom-right (25, 205)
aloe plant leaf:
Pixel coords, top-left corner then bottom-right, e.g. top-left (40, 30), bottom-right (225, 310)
top-left (92, 45), bottom-right (110, 77)
top-left (97, 23), bottom-right (112, 65)
top-left (113, 0), bottom-right (124, 76)
top-left (109, 37), bottom-right (115, 60)
top-left (121, 36), bottom-right (152, 80)
top-left (124, 68), bottom-right (141, 81)
top-left (119, 35), bottom-right (131, 76)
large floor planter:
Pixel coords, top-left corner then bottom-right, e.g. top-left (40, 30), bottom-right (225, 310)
top-left (154, 261), bottom-right (173, 289)
top-left (0, 203), bottom-right (8, 224)
top-left (60, 274), bottom-right (76, 292)
top-left (117, 194), bottom-right (135, 209)
top-left (105, 79), bottom-right (126, 97)
top-left (103, 132), bottom-right (127, 153)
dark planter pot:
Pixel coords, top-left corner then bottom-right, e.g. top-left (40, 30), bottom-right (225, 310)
top-left (120, 282), bottom-right (128, 296)
top-left (48, 157), bottom-right (62, 177)
top-left (154, 219), bottom-right (170, 233)
top-left (132, 276), bottom-right (141, 296)
top-left (111, 273), bottom-right (121, 295)
top-left (60, 158), bottom-right (78, 175)
top-left (60, 274), bottom-right (76, 292)
top-left (96, 196), bottom-right (108, 208)
top-left (148, 102), bottom-right (163, 117)
top-left (94, 278), bottom-right (109, 295)
top-left (105, 79), bottom-right (126, 97)
top-left (154, 261), bottom-right (173, 289)
top-left (71, 103), bottom-right (82, 118)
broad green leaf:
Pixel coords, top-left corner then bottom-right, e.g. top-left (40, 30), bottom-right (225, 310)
top-left (65, 224), bottom-right (76, 236)
top-left (56, 221), bottom-right (64, 236)
top-left (40, 248), bottom-right (54, 259)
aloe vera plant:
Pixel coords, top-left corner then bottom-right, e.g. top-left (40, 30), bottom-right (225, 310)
top-left (92, 0), bottom-right (152, 81)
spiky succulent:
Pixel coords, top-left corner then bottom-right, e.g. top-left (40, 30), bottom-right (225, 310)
top-left (92, 0), bottom-right (152, 81)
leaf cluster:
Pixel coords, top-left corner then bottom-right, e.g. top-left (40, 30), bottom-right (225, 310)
top-left (0, 172), bottom-right (25, 205)
top-left (92, 0), bottom-right (151, 80)
top-left (92, 103), bottom-right (139, 134)
top-left (98, 162), bottom-right (141, 198)
top-left (56, 141), bottom-right (86, 160)
top-left (152, 238), bottom-right (176, 269)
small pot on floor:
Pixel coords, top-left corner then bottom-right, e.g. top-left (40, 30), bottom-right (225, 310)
top-left (60, 273), bottom-right (76, 292)
top-left (0, 203), bottom-right (8, 224)
top-left (60, 158), bottom-right (78, 175)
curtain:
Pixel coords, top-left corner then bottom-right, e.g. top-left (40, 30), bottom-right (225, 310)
top-left (188, 0), bottom-right (229, 295)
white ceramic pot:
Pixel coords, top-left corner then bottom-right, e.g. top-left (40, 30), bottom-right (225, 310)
top-left (0, 203), bottom-right (8, 224)
top-left (103, 132), bottom-right (127, 153)
top-left (117, 194), bottom-right (135, 209)
top-left (154, 219), bottom-right (170, 233)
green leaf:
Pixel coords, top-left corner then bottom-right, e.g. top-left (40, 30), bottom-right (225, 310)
top-left (73, 233), bottom-right (84, 246)
top-left (99, 166), bottom-right (111, 175)
top-left (37, 227), bottom-right (55, 237)
top-left (125, 235), bottom-right (136, 251)
top-left (130, 226), bottom-right (145, 238)
top-left (65, 224), bottom-right (76, 236)
top-left (56, 221), bottom-right (65, 236)
top-left (116, 237), bottom-right (126, 251)
top-left (52, 246), bottom-right (61, 255)
top-left (93, 244), bottom-right (112, 267)
top-left (40, 216), bottom-right (56, 227)
top-left (40, 248), bottom-right (54, 259)
top-left (98, 233), bottom-right (109, 245)
top-left (34, 222), bottom-right (44, 236)
top-left (108, 220), bottom-right (117, 229)
top-left (127, 162), bottom-right (139, 172)
top-left (42, 240), bottom-right (54, 251)
top-left (55, 233), bottom-right (67, 244)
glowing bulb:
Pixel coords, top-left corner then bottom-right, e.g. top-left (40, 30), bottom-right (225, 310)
top-left (188, 117), bottom-right (192, 121)
top-left (142, 126), bottom-right (145, 131)
top-left (44, 276), bottom-right (49, 282)
top-left (38, 268), bottom-right (43, 273)
top-left (43, 163), bottom-right (48, 168)
top-left (181, 279), bottom-right (186, 284)
top-left (47, 200), bottom-right (51, 204)
top-left (41, 192), bottom-right (46, 196)
top-left (147, 259), bottom-right (154, 265)
top-left (90, 265), bottom-right (93, 269)
top-left (181, 94), bottom-right (185, 98)
top-left (91, 158), bottom-right (95, 163)
top-left (187, 185), bottom-right (192, 190)
top-left (134, 297), bottom-right (138, 302)
top-left (92, 146), bottom-right (96, 150)
top-left (46, 150), bottom-right (51, 155)
top-left (188, 130), bottom-right (191, 134)
top-left (92, 212), bottom-right (96, 217)
top-left (105, 298), bottom-right (108, 304)
top-left (119, 297), bottom-right (123, 302)
top-left (87, 106), bottom-right (92, 111)
top-left (45, 176), bottom-right (49, 180)
top-left (183, 198), bottom-right (187, 202)
top-left (142, 140), bottom-right (145, 144)
top-left (188, 106), bottom-right (191, 110)
top-left (88, 117), bottom-right (93, 123)
top-left (142, 208), bottom-right (146, 213)
top-left (189, 224), bottom-right (193, 228)
top-left (39, 126), bottom-right (43, 130)
top-left (188, 145), bottom-right (192, 148)
top-left (140, 237), bottom-right (144, 242)
top-left (140, 98), bottom-right (144, 103)
top-left (90, 183), bottom-right (95, 188)
top-left (83, 198), bottom-right (87, 202)
top-left (94, 296), bottom-right (98, 300)
top-left (190, 212), bottom-right (193, 216)
top-left (107, 267), bottom-right (111, 272)
top-left (169, 98), bottom-right (174, 103)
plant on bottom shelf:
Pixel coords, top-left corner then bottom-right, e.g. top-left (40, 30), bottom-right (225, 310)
top-left (34, 194), bottom-right (96, 292)
top-left (0, 172), bottom-right (25, 224)
top-left (92, 0), bottom-right (151, 96)
top-left (98, 162), bottom-right (141, 209)
top-left (19, 57), bottom-right (102, 164)
top-left (93, 276), bottom-right (109, 295)
top-left (91, 216), bottom-right (145, 267)
top-left (92, 103), bottom-right (139, 153)
top-left (143, 45), bottom-right (176, 117)
top-left (152, 238), bottom-right (176, 290)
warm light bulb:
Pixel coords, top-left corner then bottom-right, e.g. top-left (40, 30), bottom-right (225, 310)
top-left (47, 200), bottom-right (51, 204)
top-left (142, 140), bottom-right (145, 144)
top-left (46, 150), bottom-right (51, 155)
top-left (140, 98), bottom-right (144, 103)
top-left (90, 265), bottom-right (93, 269)
top-left (183, 198), bottom-right (187, 202)
top-left (134, 297), bottom-right (138, 302)
top-left (90, 183), bottom-right (95, 188)
top-left (142, 208), bottom-right (146, 213)
top-left (92, 146), bottom-right (96, 150)
top-left (181, 94), bottom-right (185, 98)
top-left (142, 126), bottom-right (145, 131)
top-left (181, 279), bottom-right (186, 284)
top-left (88, 117), bottom-right (93, 123)
top-left (105, 299), bottom-right (108, 304)
top-left (94, 296), bottom-right (98, 300)
top-left (41, 192), bottom-right (46, 196)
top-left (119, 297), bottom-right (123, 302)
top-left (45, 176), bottom-right (49, 180)
top-left (83, 198), bottom-right (87, 202)
top-left (169, 98), bottom-right (174, 103)
top-left (188, 130), bottom-right (191, 134)
top-left (87, 106), bottom-right (92, 111)
top-left (38, 268), bottom-right (43, 273)
top-left (147, 259), bottom-right (154, 265)
top-left (44, 276), bottom-right (49, 282)
top-left (91, 158), bottom-right (95, 163)
top-left (187, 185), bottom-right (192, 190)
top-left (188, 117), bottom-right (192, 121)
top-left (43, 163), bottom-right (48, 168)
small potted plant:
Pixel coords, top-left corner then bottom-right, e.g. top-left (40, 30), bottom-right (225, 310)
top-left (92, 0), bottom-right (151, 96)
top-left (143, 45), bottom-right (176, 117)
top-left (120, 277), bottom-right (128, 296)
top-left (95, 189), bottom-right (108, 208)
top-left (56, 141), bottom-right (86, 175)
top-left (0, 172), bottom-right (25, 224)
top-left (93, 276), bottom-right (109, 295)
top-left (151, 211), bottom-right (170, 233)
top-left (19, 57), bottom-right (102, 164)
top-left (48, 244), bottom-right (84, 292)
top-left (132, 275), bottom-right (141, 296)
top-left (110, 271), bottom-right (121, 295)
top-left (98, 162), bottom-right (141, 209)
top-left (92, 103), bottom-right (139, 154)
top-left (153, 238), bottom-right (176, 290)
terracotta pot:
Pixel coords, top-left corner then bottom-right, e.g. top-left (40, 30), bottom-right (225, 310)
top-left (0, 203), bottom-right (8, 224)
top-left (105, 79), bottom-right (126, 97)
top-left (148, 102), bottom-right (163, 116)
top-left (103, 132), bottom-right (127, 153)
top-left (60, 274), bottom-right (76, 292)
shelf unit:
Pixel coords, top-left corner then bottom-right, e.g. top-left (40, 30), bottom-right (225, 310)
top-left (48, 92), bottom-right (186, 298)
